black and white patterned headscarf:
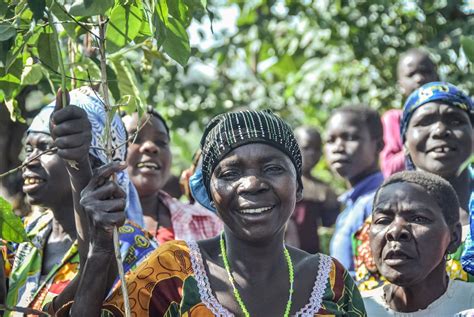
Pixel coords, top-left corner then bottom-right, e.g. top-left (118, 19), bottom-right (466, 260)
top-left (200, 110), bottom-right (302, 199)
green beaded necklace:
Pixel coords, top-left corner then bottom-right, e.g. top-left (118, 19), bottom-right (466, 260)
top-left (219, 232), bottom-right (294, 317)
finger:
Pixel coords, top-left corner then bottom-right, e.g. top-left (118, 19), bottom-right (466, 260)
top-left (91, 210), bottom-right (126, 228)
top-left (55, 88), bottom-right (70, 112)
top-left (86, 199), bottom-right (126, 214)
top-left (83, 162), bottom-right (127, 192)
top-left (51, 105), bottom-right (89, 125)
top-left (56, 144), bottom-right (90, 161)
top-left (52, 120), bottom-right (91, 137)
top-left (82, 180), bottom-right (125, 201)
top-left (54, 132), bottom-right (91, 149)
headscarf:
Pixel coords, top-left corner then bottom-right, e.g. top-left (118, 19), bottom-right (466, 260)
top-left (400, 81), bottom-right (474, 170)
top-left (28, 87), bottom-right (144, 226)
top-left (199, 109), bottom-right (302, 201)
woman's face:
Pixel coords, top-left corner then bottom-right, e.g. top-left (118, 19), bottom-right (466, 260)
top-left (22, 132), bottom-right (72, 207)
top-left (210, 143), bottom-right (302, 242)
top-left (369, 182), bottom-right (457, 286)
top-left (124, 113), bottom-right (171, 197)
top-left (405, 102), bottom-right (473, 178)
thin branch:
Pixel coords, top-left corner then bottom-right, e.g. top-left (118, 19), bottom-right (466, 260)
top-left (54, 0), bottom-right (100, 40)
top-left (48, 4), bottom-right (67, 107)
top-left (0, 148), bottom-right (57, 179)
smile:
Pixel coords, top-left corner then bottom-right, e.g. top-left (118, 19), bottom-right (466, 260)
top-left (238, 206), bottom-right (273, 214)
top-left (136, 161), bottom-right (160, 170)
top-left (430, 146), bottom-right (455, 153)
top-left (24, 177), bottom-right (45, 185)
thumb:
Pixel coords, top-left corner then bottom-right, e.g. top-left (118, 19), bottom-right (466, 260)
top-left (54, 87), bottom-right (70, 112)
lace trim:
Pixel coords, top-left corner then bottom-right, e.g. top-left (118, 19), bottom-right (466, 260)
top-left (187, 240), bottom-right (234, 317)
top-left (295, 254), bottom-right (332, 316)
top-left (187, 240), bottom-right (332, 317)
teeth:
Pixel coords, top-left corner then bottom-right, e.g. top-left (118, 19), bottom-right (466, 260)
top-left (433, 147), bottom-right (452, 153)
top-left (239, 207), bottom-right (272, 214)
top-left (137, 162), bottom-right (159, 169)
top-left (24, 177), bottom-right (44, 185)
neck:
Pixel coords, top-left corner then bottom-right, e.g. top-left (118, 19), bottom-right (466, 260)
top-left (445, 168), bottom-right (470, 211)
top-left (386, 263), bottom-right (448, 313)
top-left (348, 166), bottom-right (379, 188)
top-left (222, 228), bottom-right (287, 281)
top-left (50, 204), bottom-right (77, 240)
top-left (140, 193), bottom-right (160, 217)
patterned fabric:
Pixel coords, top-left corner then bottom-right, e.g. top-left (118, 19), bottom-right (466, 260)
top-left (56, 240), bottom-right (366, 316)
top-left (157, 190), bottom-right (223, 242)
top-left (5, 210), bottom-right (157, 316)
top-left (28, 86), bottom-right (144, 225)
top-left (330, 172), bottom-right (383, 273)
top-left (461, 168), bottom-right (474, 274)
top-left (200, 110), bottom-right (303, 199)
top-left (400, 81), bottom-right (473, 143)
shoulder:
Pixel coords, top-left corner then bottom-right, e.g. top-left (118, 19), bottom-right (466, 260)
top-left (361, 286), bottom-right (390, 316)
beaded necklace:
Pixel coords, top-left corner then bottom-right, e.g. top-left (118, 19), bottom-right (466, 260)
top-left (219, 232), bottom-right (294, 317)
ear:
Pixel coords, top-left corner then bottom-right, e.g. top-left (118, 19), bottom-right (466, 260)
top-left (296, 182), bottom-right (303, 202)
top-left (447, 222), bottom-right (462, 254)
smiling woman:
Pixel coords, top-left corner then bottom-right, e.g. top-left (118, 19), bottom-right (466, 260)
top-left (56, 109), bottom-right (367, 317)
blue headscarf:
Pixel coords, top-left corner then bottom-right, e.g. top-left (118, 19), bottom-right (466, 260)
top-left (400, 82), bottom-right (473, 170)
top-left (28, 87), bottom-right (144, 226)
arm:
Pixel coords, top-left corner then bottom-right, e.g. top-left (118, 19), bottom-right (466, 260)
top-left (379, 110), bottom-right (405, 178)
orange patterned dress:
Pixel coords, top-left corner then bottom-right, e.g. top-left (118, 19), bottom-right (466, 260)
top-left (69, 240), bottom-right (367, 316)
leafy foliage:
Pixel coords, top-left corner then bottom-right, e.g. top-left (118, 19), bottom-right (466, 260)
top-left (0, 197), bottom-right (27, 243)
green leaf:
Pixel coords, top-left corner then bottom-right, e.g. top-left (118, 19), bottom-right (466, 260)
top-left (37, 30), bottom-right (59, 72)
top-left (162, 17), bottom-right (190, 66)
top-left (50, 3), bottom-right (77, 38)
top-left (69, 0), bottom-right (115, 17)
top-left (0, 197), bottom-right (27, 243)
top-left (27, 0), bottom-right (46, 21)
top-left (0, 24), bottom-right (16, 41)
top-left (156, 0), bottom-right (169, 27)
top-left (106, 4), bottom-right (143, 53)
top-left (110, 58), bottom-right (145, 114)
top-left (20, 57), bottom-right (43, 85)
top-left (168, 0), bottom-right (190, 26)
top-left (461, 36), bottom-right (474, 63)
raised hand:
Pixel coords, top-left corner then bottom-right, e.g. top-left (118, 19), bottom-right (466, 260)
top-left (80, 161), bottom-right (127, 252)
top-left (50, 88), bottom-right (92, 164)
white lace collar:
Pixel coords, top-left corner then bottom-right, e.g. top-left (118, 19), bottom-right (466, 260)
top-left (187, 240), bottom-right (332, 317)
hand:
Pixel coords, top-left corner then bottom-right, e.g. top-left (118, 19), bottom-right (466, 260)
top-left (50, 88), bottom-right (92, 163)
top-left (80, 162), bottom-right (127, 252)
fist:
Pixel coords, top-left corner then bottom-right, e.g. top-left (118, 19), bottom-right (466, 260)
top-left (50, 88), bottom-right (92, 162)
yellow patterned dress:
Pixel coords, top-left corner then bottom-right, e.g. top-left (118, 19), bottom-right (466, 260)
top-left (56, 240), bottom-right (367, 316)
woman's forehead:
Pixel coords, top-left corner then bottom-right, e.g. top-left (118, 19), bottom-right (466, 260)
top-left (218, 143), bottom-right (292, 165)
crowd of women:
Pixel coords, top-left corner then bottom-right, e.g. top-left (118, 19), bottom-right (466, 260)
top-left (0, 47), bottom-right (473, 316)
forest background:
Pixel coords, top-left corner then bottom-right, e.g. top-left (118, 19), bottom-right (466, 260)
top-left (0, 0), bottom-right (473, 199)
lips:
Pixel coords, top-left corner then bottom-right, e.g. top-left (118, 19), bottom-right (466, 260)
top-left (136, 161), bottom-right (161, 170)
top-left (427, 144), bottom-right (456, 155)
top-left (22, 173), bottom-right (46, 194)
top-left (383, 249), bottom-right (414, 266)
top-left (238, 206), bottom-right (273, 215)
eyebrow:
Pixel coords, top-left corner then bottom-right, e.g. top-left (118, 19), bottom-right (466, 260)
top-left (372, 206), bottom-right (436, 216)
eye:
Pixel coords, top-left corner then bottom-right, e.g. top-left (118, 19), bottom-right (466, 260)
top-left (264, 164), bottom-right (284, 174)
top-left (373, 216), bottom-right (392, 225)
top-left (218, 169), bottom-right (240, 181)
top-left (412, 215), bottom-right (431, 224)
top-left (154, 139), bottom-right (169, 147)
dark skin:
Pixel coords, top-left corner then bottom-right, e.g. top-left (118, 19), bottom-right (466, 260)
top-left (123, 113), bottom-right (173, 233)
top-left (404, 102), bottom-right (473, 224)
top-left (66, 143), bottom-right (347, 316)
top-left (397, 50), bottom-right (439, 97)
top-left (294, 126), bottom-right (322, 178)
top-left (324, 112), bottom-right (383, 187)
top-left (369, 182), bottom-right (461, 312)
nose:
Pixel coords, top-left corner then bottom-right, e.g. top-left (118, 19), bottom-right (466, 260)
top-left (329, 138), bottom-right (345, 153)
top-left (139, 140), bottom-right (159, 154)
top-left (24, 148), bottom-right (42, 168)
top-left (237, 174), bottom-right (269, 195)
top-left (413, 73), bottom-right (425, 85)
top-left (432, 121), bottom-right (451, 138)
top-left (385, 217), bottom-right (412, 242)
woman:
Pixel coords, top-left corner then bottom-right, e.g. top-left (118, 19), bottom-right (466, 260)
top-left (353, 82), bottom-right (474, 290)
top-left (122, 108), bottom-right (222, 243)
top-left (55, 110), bottom-right (366, 316)
top-left (3, 87), bottom-right (156, 315)
top-left (364, 171), bottom-right (474, 316)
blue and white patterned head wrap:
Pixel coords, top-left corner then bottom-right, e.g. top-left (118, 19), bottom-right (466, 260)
top-left (400, 81), bottom-right (474, 170)
top-left (28, 87), bottom-right (144, 226)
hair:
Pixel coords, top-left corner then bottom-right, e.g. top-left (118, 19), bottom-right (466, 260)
top-left (373, 171), bottom-right (460, 226)
top-left (294, 126), bottom-right (322, 148)
top-left (330, 105), bottom-right (383, 141)
top-left (397, 48), bottom-right (437, 75)
top-left (146, 105), bottom-right (170, 136)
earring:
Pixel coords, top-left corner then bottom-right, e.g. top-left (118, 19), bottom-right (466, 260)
top-left (210, 201), bottom-right (215, 208)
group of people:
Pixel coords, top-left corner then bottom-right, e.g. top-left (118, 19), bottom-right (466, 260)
top-left (0, 47), bottom-right (472, 317)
